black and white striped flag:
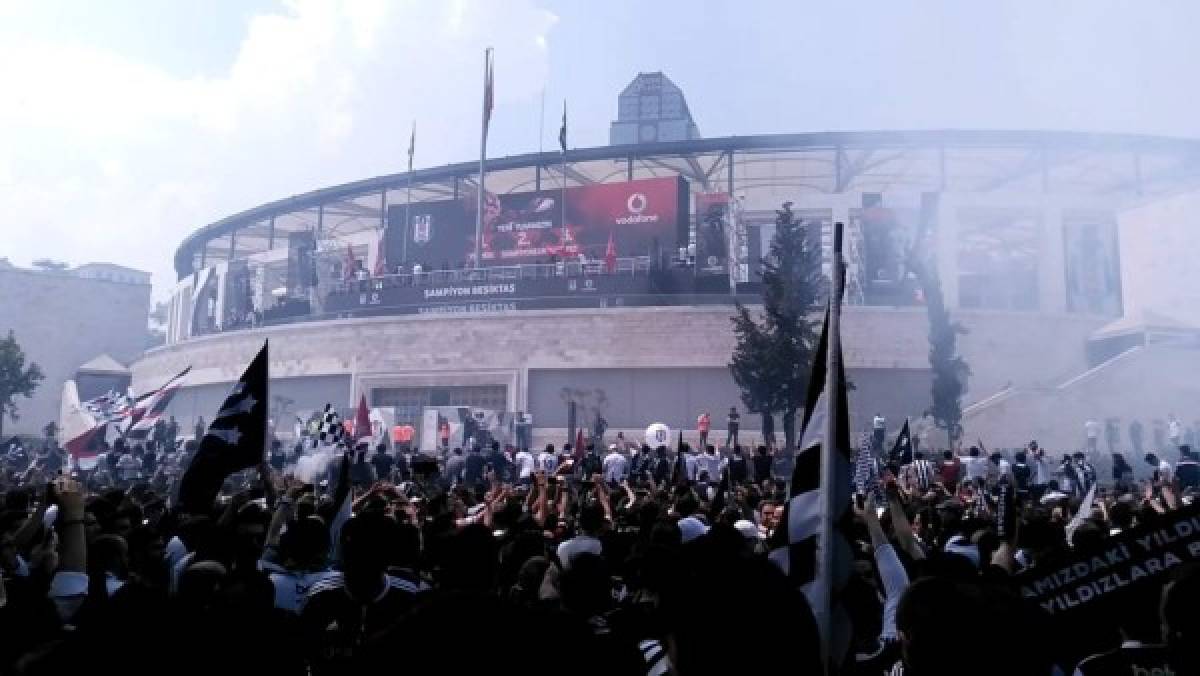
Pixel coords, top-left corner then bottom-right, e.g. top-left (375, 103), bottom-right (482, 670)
top-left (766, 302), bottom-right (855, 667)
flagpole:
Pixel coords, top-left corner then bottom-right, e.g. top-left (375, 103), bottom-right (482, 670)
top-left (561, 100), bottom-right (567, 259)
top-left (474, 48), bottom-right (492, 268)
top-left (262, 340), bottom-right (271, 466)
top-left (404, 120), bottom-right (414, 270)
top-left (816, 221), bottom-right (845, 672)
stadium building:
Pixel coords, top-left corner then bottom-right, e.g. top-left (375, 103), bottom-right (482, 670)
top-left (133, 74), bottom-right (1200, 452)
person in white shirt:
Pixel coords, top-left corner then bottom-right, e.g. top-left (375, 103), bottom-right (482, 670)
top-left (556, 503), bottom-right (605, 569)
top-left (961, 446), bottom-right (989, 483)
top-left (514, 447), bottom-right (536, 483)
top-left (536, 444), bottom-right (558, 475)
top-left (602, 444), bottom-right (628, 484)
top-left (697, 445), bottom-right (722, 485)
top-left (872, 413), bottom-right (886, 452)
top-left (1029, 442), bottom-right (1053, 488)
top-left (1168, 414), bottom-right (1183, 449)
top-left (1084, 419), bottom-right (1100, 453)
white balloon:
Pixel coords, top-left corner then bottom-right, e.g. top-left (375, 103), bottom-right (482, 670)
top-left (645, 422), bottom-right (671, 448)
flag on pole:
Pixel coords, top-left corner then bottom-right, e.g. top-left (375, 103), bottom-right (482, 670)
top-left (343, 244), bottom-right (356, 281)
top-left (353, 393), bottom-right (371, 442)
top-left (558, 100), bottom-right (567, 153)
top-left (61, 380), bottom-right (103, 469)
top-left (329, 449), bottom-right (353, 562)
top-left (574, 427), bottom-right (586, 461)
top-left (373, 229), bottom-right (387, 277)
top-left (312, 404), bottom-right (347, 449)
top-left (126, 366), bottom-right (192, 438)
top-left (604, 230), bottom-right (617, 273)
top-left (889, 418), bottom-right (912, 465)
top-left (407, 120), bottom-right (416, 172)
top-left (482, 50), bottom-right (495, 134)
top-left (767, 305), bottom-right (854, 665)
top-left (177, 342), bottom-right (268, 513)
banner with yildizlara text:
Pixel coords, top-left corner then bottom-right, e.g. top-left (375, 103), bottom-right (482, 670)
top-left (1017, 501), bottom-right (1200, 618)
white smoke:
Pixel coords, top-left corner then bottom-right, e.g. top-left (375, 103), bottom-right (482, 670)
top-left (292, 446), bottom-right (336, 484)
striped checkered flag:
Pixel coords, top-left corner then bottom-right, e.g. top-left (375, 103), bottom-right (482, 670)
top-left (312, 404), bottom-right (347, 449)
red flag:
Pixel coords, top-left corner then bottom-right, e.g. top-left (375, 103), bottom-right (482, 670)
top-left (354, 393), bottom-right (372, 441)
top-left (604, 230), bottom-right (617, 272)
top-left (344, 244), bottom-right (356, 281)
top-left (373, 230), bottom-right (387, 277)
top-left (574, 427), bottom-right (586, 461)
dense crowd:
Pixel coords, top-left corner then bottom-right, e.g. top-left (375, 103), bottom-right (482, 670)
top-left (3, 422), bottom-right (1200, 675)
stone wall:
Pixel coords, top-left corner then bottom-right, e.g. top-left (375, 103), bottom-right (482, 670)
top-left (0, 267), bottom-right (150, 435)
top-left (134, 304), bottom-right (1107, 442)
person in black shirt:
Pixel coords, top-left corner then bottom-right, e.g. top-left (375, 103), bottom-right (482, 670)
top-left (300, 512), bottom-right (421, 673)
top-left (370, 444), bottom-right (394, 482)
top-left (268, 440), bottom-right (288, 472)
top-left (463, 446), bottom-right (486, 487)
top-left (725, 407), bottom-right (741, 449)
top-left (728, 445), bottom-right (748, 485)
top-left (1176, 445), bottom-right (1200, 490)
top-left (1010, 450), bottom-right (1031, 496)
top-left (349, 446), bottom-right (376, 489)
top-left (579, 444), bottom-right (603, 478)
top-left (752, 445), bottom-right (772, 484)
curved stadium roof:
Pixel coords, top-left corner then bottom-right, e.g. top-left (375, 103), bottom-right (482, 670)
top-left (175, 129), bottom-right (1200, 279)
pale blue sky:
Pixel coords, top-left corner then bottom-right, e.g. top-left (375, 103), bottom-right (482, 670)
top-left (2, 0), bottom-right (1198, 299)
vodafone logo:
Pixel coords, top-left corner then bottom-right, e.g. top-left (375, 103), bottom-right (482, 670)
top-left (617, 191), bottom-right (659, 225)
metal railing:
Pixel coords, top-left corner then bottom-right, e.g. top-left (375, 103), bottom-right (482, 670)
top-left (329, 256), bottom-right (655, 293)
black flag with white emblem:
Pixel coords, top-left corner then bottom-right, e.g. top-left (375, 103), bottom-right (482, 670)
top-left (177, 341), bottom-right (268, 513)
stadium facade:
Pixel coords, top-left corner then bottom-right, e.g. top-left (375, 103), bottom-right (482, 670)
top-left (133, 124), bottom-right (1200, 452)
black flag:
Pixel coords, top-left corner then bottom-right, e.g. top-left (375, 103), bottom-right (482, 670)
top-left (177, 341), bottom-right (268, 513)
top-left (890, 418), bottom-right (912, 465)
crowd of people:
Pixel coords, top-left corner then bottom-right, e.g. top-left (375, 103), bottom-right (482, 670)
top-left (2, 417), bottom-right (1200, 675)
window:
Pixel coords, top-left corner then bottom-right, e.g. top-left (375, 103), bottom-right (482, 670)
top-left (372, 385), bottom-right (508, 425)
top-left (956, 207), bottom-right (1040, 311)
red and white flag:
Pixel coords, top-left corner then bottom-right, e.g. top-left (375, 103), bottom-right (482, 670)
top-left (126, 366), bottom-right (192, 438)
top-left (373, 230), bottom-right (387, 277)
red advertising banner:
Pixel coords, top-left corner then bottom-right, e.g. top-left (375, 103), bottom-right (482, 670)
top-left (387, 176), bottom-right (686, 268)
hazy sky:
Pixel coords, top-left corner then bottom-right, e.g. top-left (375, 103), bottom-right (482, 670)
top-left (3, 0), bottom-right (1199, 300)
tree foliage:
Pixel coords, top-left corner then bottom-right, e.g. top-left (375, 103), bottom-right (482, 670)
top-left (0, 331), bottom-right (44, 437)
top-left (729, 202), bottom-right (825, 451)
top-left (909, 249), bottom-right (970, 447)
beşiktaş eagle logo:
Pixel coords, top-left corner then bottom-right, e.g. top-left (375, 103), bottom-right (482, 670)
top-left (617, 192), bottom-right (658, 225)
top-left (412, 214), bottom-right (432, 244)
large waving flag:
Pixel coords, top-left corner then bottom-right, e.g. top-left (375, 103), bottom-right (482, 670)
top-left (126, 365), bottom-right (191, 438)
top-left (768, 256), bottom-right (855, 668)
top-left (60, 381), bottom-right (103, 469)
top-left (177, 342), bottom-right (268, 513)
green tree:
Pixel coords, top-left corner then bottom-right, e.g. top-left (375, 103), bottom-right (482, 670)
top-left (729, 202), bottom-right (825, 452)
top-left (909, 250), bottom-right (969, 448)
top-left (0, 330), bottom-right (44, 438)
